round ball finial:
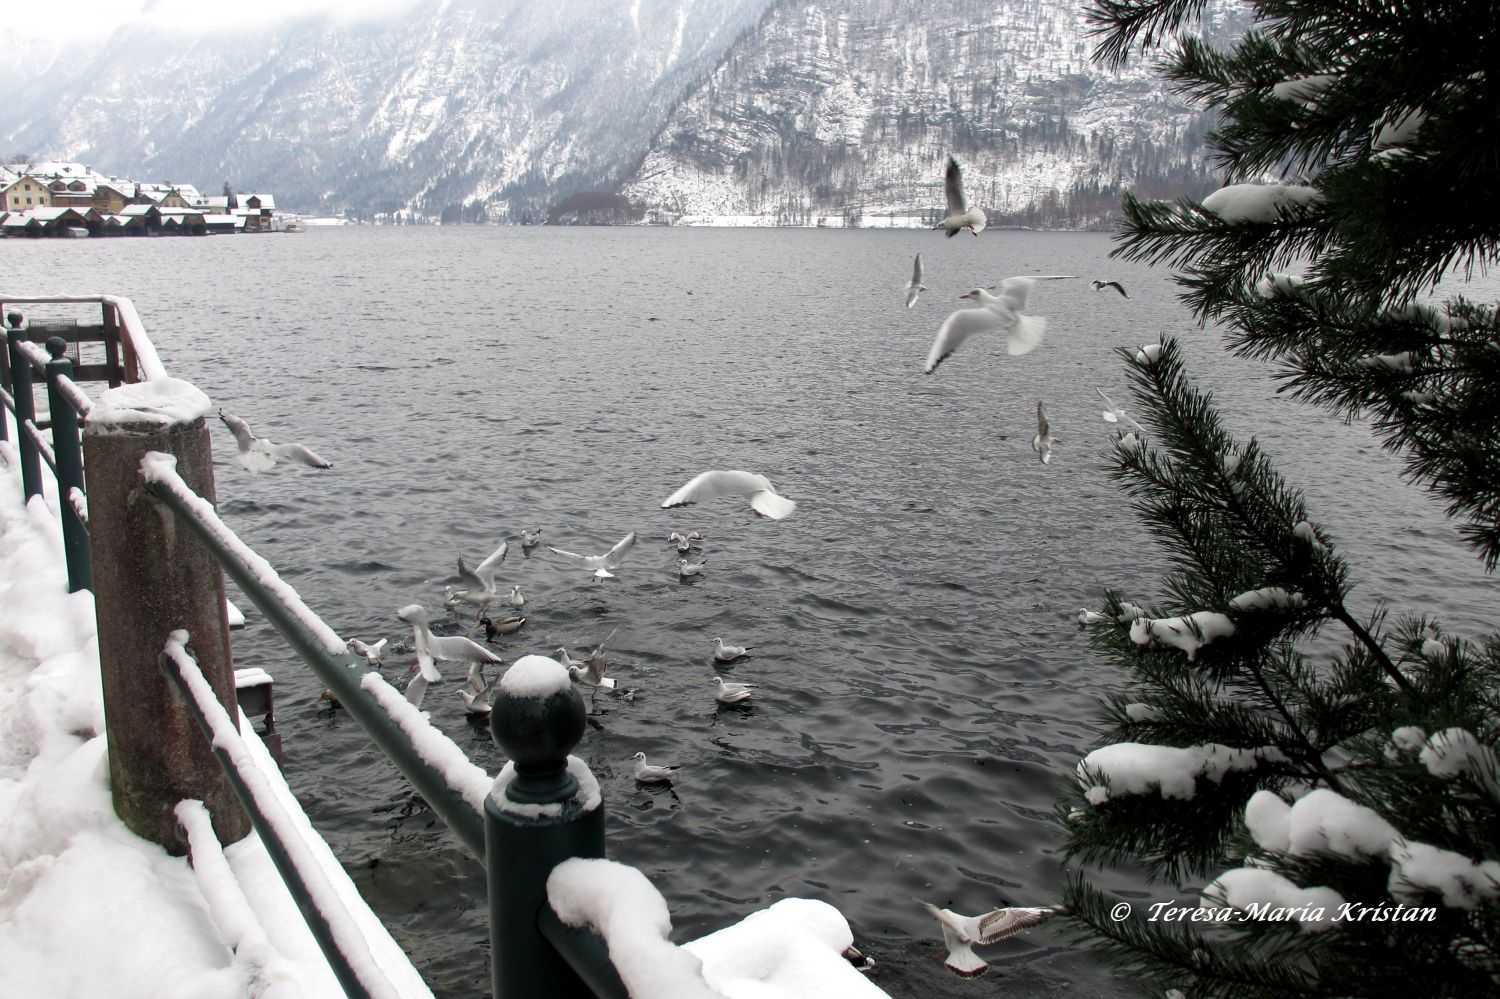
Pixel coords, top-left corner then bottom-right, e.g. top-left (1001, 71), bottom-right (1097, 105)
top-left (5, 311), bottom-right (21, 331)
top-left (490, 654), bottom-right (586, 804)
top-left (46, 336), bottom-right (68, 360)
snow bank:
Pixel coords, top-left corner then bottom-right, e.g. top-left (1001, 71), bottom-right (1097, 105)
top-left (685, 898), bottom-right (888, 999)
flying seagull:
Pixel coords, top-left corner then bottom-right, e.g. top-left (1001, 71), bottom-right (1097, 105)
top-left (631, 752), bottom-right (680, 784)
top-left (458, 659), bottom-right (495, 715)
top-left (905, 253), bottom-right (927, 307)
top-left (925, 277), bottom-right (1047, 373)
top-left (568, 627), bottom-right (619, 690)
top-left (547, 531), bottom-right (638, 581)
top-left (397, 604), bottom-right (502, 676)
top-left (712, 676), bottom-right (755, 703)
top-left (662, 470), bottom-right (796, 520)
top-left (1031, 401), bottom-right (1055, 464)
top-left (218, 409), bottom-right (332, 473)
top-left (444, 541), bottom-right (510, 619)
top-left (1095, 387), bottom-right (1147, 434)
top-left (935, 156), bottom-right (986, 237)
top-left (1090, 279), bottom-right (1129, 298)
top-left (347, 637), bottom-right (388, 667)
top-left (915, 900), bottom-right (1055, 977)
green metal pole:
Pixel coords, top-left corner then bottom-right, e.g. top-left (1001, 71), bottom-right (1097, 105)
top-left (44, 338), bottom-right (91, 593)
top-left (6, 316), bottom-right (42, 500)
top-left (485, 658), bottom-right (614, 998)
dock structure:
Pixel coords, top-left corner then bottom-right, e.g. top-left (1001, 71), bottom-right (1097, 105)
top-left (0, 295), bottom-right (889, 998)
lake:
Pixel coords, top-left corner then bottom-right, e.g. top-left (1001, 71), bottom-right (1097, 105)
top-left (3, 225), bottom-right (1494, 998)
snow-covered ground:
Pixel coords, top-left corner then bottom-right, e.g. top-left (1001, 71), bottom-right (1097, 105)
top-left (0, 426), bottom-right (888, 998)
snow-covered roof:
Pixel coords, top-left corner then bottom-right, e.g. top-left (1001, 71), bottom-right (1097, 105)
top-left (119, 204), bottom-right (157, 217)
top-left (202, 213), bottom-right (239, 226)
top-left (28, 206), bottom-right (87, 222)
top-left (157, 207), bottom-right (205, 218)
top-left (242, 192), bottom-right (275, 209)
top-left (193, 196), bottom-right (230, 210)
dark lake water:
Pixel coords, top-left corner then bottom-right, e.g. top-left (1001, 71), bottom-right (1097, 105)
top-left (3, 226), bottom-right (1495, 997)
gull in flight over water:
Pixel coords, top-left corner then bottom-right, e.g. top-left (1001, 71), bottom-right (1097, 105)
top-left (925, 277), bottom-right (1047, 373)
top-left (567, 627), bottom-right (619, 691)
top-left (1095, 387), bottom-right (1146, 435)
top-left (459, 659), bottom-right (496, 715)
top-left (1031, 401), bottom-right (1055, 464)
top-left (935, 156), bottom-right (986, 237)
top-left (905, 253), bottom-right (927, 307)
top-left (547, 532), bottom-right (638, 581)
top-left (397, 604), bottom-right (501, 681)
top-left (444, 541), bottom-right (509, 619)
top-left (631, 752), bottom-right (680, 784)
top-left (915, 900), bottom-right (1055, 977)
top-left (712, 637), bottom-right (753, 663)
top-left (1090, 279), bottom-right (1129, 298)
top-left (712, 676), bottom-right (755, 703)
top-left (347, 637), bottom-right (388, 667)
top-left (218, 409), bottom-right (332, 472)
top-left (662, 470), bottom-right (796, 520)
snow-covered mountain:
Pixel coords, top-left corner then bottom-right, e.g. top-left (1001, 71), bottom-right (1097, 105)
top-left (1, 0), bottom-right (772, 219)
top-left (622, 0), bottom-right (1246, 227)
top-left (3, 0), bottom-right (1244, 223)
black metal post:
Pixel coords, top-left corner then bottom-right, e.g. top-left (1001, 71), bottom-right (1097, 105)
top-left (486, 657), bottom-right (613, 998)
top-left (6, 314), bottom-right (42, 498)
top-left (44, 338), bottom-right (91, 592)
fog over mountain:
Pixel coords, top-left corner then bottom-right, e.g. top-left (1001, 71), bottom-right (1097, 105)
top-left (3, 0), bottom-right (1245, 224)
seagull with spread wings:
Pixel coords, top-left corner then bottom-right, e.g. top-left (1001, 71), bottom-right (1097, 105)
top-left (218, 409), bottom-right (332, 472)
top-left (547, 532), bottom-right (638, 582)
top-left (1031, 401), bottom-right (1055, 464)
top-left (934, 156), bottom-right (986, 237)
top-left (915, 899), bottom-right (1055, 977)
top-left (905, 253), bottom-right (927, 307)
top-left (924, 277), bottom-right (1048, 373)
top-left (661, 470), bottom-right (796, 520)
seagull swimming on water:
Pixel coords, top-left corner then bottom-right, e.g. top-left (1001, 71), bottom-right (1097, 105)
top-left (712, 676), bottom-right (755, 703)
top-left (905, 253), bottom-right (927, 307)
top-left (218, 409), bottom-right (332, 473)
top-left (935, 156), bottom-right (986, 237)
top-left (1090, 279), bottom-right (1129, 298)
top-left (547, 532), bottom-right (638, 581)
top-left (1031, 401), bottom-right (1055, 464)
top-left (915, 900), bottom-right (1055, 977)
top-left (925, 277), bottom-right (1047, 373)
top-left (678, 558), bottom-right (707, 579)
top-left (631, 752), bottom-right (680, 783)
top-left (668, 530), bottom-right (703, 553)
top-left (662, 470), bottom-right (796, 520)
top-left (712, 637), bottom-right (753, 662)
top-left (519, 528), bottom-right (542, 550)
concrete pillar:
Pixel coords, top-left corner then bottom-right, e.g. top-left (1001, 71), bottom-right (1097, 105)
top-left (84, 407), bottom-right (248, 853)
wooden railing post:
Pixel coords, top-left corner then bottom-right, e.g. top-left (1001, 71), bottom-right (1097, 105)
top-left (82, 384), bottom-right (248, 853)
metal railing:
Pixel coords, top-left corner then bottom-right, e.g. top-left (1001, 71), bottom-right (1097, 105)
top-left (0, 297), bottom-right (642, 997)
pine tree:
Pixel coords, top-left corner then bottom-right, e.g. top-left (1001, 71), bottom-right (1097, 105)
top-left (1061, 2), bottom-right (1500, 995)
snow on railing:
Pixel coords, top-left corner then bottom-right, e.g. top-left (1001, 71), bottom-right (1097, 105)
top-left (359, 672), bottom-right (494, 813)
top-left (67, 486), bottom-right (88, 527)
top-left (0, 292), bottom-right (168, 381)
top-left (162, 631), bottom-right (407, 999)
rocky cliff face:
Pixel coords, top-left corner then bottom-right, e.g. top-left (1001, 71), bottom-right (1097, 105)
top-left (4, 0), bottom-right (1242, 223)
top-left (621, 0), bottom-right (1246, 227)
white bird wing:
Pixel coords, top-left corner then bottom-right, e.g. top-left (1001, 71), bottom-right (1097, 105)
top-left (270, 441), bottom-right (332, 468)
top-left (457, 556), bottom-right (488, 593)
top-left (590, 626), bottom-right (620, 659)
top-left (218, 410), bottom-right (257, 452)
top-left (1006, 314), bottom-right (1047, 356)
top-left (1036, 401), bottom-right (1049, 439)
top-left (662, 470), bottom-right (769, 508)
top-left (370, 638), bottom-right (388, 657)
top-left (1095, 388), bottom-right (1146, 433)
top-left (925, 307), bottom-right (1001, 373)
top-left (602, 532), bottom-right (637, 569)
top-left (748, 488), bottom-right (796, 520)
top-left (975, 906), bottom-right (1053, 943)
top-left (432, 633), bottom-right (502, 664)
top-left (943, 157), bottom-right (968, 214)
top-left (475, 540), bottom-right (509, 577)
top-left (404, 672), bottom-right (431, 708)
top-left (911, 253), bottom-right (923, 285)
top-left (547, 545), bottom-right (597, 569)
top-left (994, 276), bottom-right (1035, 312)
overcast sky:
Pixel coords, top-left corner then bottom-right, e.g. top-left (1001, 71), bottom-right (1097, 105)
top-left (16, 0), bottom-right (423, 40)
